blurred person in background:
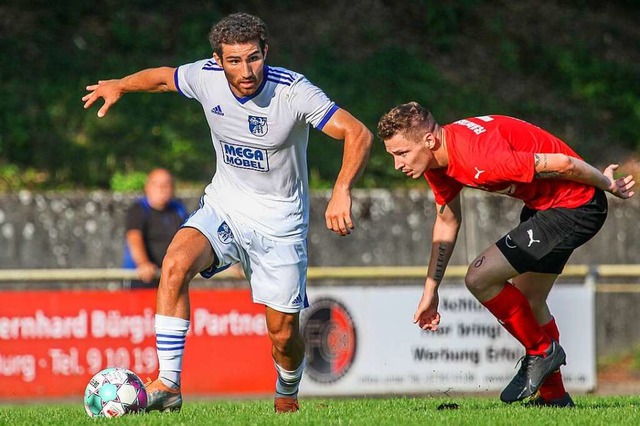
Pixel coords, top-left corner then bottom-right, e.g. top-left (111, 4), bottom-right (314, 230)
top-left (83, 12), bottom-right (372, 414)
top-left (377, 101), bottom-right (635, 408)
top-left (123, 168), bottom-right (188, 289)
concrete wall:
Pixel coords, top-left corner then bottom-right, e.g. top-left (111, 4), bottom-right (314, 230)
top-left (1, 188), bottom-right (638, 268)
top-left (1, 188), bottom-right (639, 356)
top-left (310, 189), bottom-right (640, 267)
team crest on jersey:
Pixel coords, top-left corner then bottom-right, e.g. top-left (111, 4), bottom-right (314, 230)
top-left (217, 221), bottom-right (234, 244)
top-left (248, 115), bottom-right (268, 136)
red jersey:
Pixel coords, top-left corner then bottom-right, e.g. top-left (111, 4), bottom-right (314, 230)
top-left (425, 115), bottom-right (595, 210)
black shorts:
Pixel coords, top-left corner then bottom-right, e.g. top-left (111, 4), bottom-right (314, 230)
top-left (495, 189), bottom-right (608, 274)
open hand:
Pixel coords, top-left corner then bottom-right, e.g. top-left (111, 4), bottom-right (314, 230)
top-left (82, 79), bottom-right (123, 118)
top-left (604, 164), bottom-right (636, 199)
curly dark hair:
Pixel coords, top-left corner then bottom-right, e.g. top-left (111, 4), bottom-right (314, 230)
top-left (377, 102), bottom-right (438, 141)
top-left (209, 13), bottom-right (268, 57)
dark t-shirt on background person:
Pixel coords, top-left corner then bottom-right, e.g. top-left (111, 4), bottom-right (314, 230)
top-left (123, 198), bottom-right (188, 288)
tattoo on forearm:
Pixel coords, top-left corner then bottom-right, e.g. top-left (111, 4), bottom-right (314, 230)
top-left (473, 256), bottom-right (485, 268)
top-left (434, 243), bottom-right (448, 282)
top-left (534, 153), bottom-right (558, 178)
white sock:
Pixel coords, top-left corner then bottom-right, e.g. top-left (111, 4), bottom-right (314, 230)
top-left (274, 358), bottom-right (305, 397)
top-left (155, 314), bottom-right (190, 389)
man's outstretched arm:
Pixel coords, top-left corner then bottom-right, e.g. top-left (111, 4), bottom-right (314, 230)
top-left (534, 153), bottom-right (636, 199)
top-left (82, 67), bottom-right (177, 118)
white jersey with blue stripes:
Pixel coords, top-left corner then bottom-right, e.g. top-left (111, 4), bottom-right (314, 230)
top-left (175, 59), bottom-right (338, 239)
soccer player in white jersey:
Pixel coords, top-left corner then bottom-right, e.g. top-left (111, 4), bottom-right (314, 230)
top-left (82, 13), bottom-right (372, 413)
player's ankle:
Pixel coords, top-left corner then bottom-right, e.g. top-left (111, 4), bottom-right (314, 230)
top-left (159, 376), bottom-right (181, 389)
top-left (275, 391), bottom-right (298, 398)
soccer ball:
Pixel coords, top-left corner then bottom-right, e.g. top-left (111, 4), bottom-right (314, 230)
top-left (83, 367), bottom-right (148, 418)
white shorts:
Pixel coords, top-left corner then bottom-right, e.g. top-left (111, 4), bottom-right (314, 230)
top-left (183, 197), bottom-right (308, 313)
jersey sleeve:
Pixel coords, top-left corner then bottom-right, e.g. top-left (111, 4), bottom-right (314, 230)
top-left (287, 77), bottom-right (338, 130)
top-left (425, 169), bottom-right (463, 205)
top-left (174, 59), bottom-right (212, 101)
top-left (125, 203), bottom-right (146, 232)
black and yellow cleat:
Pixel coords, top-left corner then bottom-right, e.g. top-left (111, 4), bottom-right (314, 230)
top-left (500, 341), bottom-right (566, 403)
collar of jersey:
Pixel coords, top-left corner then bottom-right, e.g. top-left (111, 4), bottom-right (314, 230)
top-left (231, 65), bottom-right (270, 104)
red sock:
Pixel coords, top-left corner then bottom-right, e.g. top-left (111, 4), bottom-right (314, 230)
top-left (538, 317), bottom-right (567, 400)
top-left (482, 283), bottom-right (551, 355)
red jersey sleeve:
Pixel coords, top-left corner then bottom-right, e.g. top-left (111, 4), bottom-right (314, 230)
top-left (424, 168), bottom-right (463, 205)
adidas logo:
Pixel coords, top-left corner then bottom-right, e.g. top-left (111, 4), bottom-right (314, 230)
top-left (292, 293), bottom-right (303, 304)
top-left (211, 105), bottom-right (224, 116)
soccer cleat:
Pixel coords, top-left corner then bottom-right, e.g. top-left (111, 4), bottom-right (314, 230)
top-left (500, 341), bottom-right (566, 403)
top-left (144, 378), bottom-right (182, 412)
top-left (525, 392), bottom-right (575, 408)
top-left (274, 396), bottom-right (299, 413)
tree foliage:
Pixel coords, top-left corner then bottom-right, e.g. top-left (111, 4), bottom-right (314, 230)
top-left (1, 0), bottom-right (638, 191)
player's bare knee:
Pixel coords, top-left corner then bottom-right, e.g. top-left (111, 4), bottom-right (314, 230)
top-left (464, 267), bottom-right (489, 293)
top-left (160, 254), bottom-right (191, 286)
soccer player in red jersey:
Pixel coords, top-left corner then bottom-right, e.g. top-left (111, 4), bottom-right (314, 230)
top-left (377, 102), bottom-right (635, 407)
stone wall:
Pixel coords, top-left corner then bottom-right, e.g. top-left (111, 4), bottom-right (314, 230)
top-left (1, 189), bottom-right (638, 269)
top-left (1, 189), bottom-right (639, 356)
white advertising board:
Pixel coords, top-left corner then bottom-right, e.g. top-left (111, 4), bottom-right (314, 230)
top-left (301, 285), bottom-right (594, 395)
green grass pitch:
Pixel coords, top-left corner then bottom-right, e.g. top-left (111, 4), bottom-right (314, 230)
top-left (2, 395), bottom-right (640, 425)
